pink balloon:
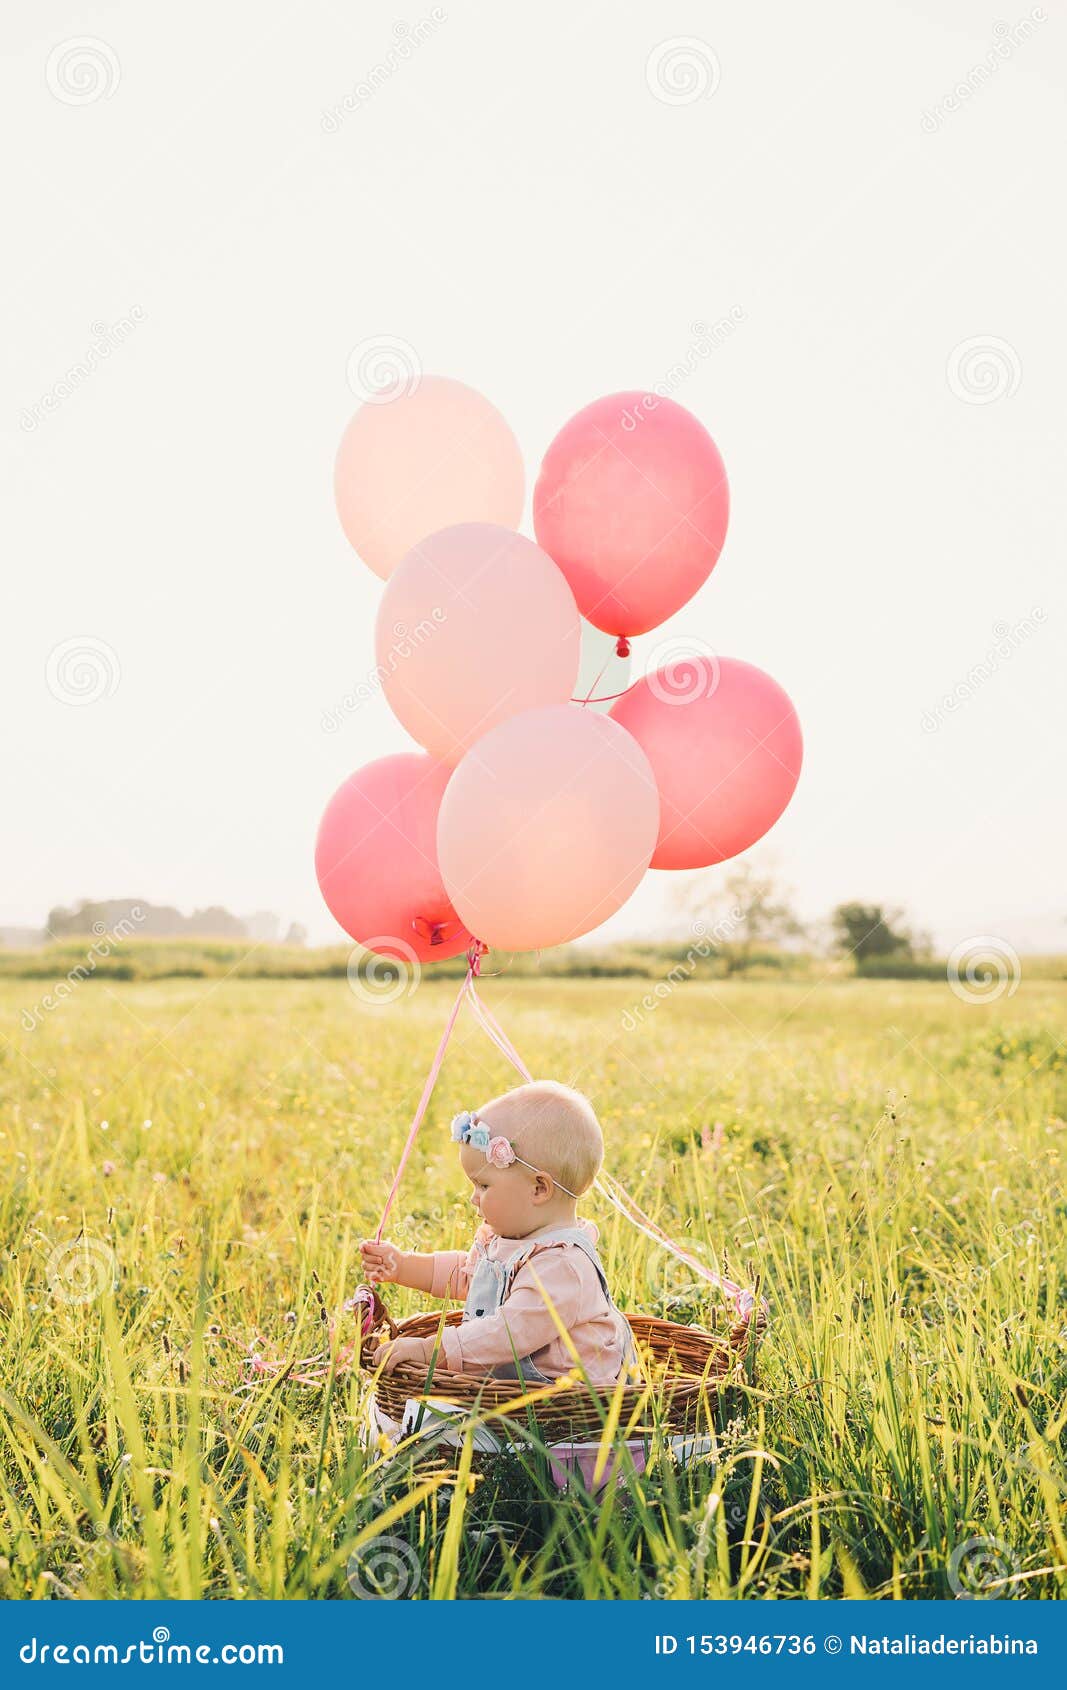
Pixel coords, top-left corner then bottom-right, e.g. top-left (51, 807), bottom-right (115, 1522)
top-left (609, 657), bottom-right (802, 870)
top-left (377, 523), bottom-right (581, 765)
top-left (334, 376), bottom-right (525, 581)
top-left (437, 705), bottom-right (660, 951)
top-left (533, 392), bottom-right (729, 637)
top-left (315, 753), bottom-right (472, 961)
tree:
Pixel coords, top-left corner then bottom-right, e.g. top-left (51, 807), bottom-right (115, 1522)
top-left (48, 899), bottom-right (160, 938)
top-left (46, 900), bottom-right (247, 940)
top-left (670, 859), bottom-right (807, 974)
top-left (831, 902), bottom-right (914, 964)
top-left (243, 910), bottom-right (281, 943)
top-left (187, 906), bottom-right (246, 938)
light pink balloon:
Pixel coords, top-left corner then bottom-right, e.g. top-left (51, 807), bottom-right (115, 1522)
top-left (437, 705), bottom-right (660, 951)
top-left (334, 376), bottom-right (525, 581)
top-left (315, 753), bottom-right (472, 961)
top-left (534, 392), bottom-right (729, 637)
top-left (609, 657), bottom-right (802, 869)
top-left (378, 523), bottom-right (581, 765)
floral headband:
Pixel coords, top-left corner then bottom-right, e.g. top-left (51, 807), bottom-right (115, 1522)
top-left (450, 1110), bottom-right (578, 1198)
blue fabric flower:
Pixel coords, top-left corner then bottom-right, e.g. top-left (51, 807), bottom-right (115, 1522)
top-left (469, 1122), bottom-right (490, 1151)
top-left (450, 1111), bottom-right (472, 1143)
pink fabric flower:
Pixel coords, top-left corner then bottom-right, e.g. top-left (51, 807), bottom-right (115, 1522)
top-left (485, 1136), bottom-right (516, 1170)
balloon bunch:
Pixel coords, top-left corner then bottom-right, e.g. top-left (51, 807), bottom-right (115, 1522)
top-left (317, 377), bottom-right (802, 961)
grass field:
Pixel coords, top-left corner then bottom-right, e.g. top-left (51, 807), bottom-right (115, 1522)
top-left (1, 970), bottom-right (1065, 1600)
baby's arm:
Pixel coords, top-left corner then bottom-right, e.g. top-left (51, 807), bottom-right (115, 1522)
top-left (360, 1239), bottom-right (470, 1300)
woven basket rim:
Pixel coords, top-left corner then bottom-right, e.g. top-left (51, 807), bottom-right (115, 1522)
top-left (362, 1305), bottom-right (765, 1410)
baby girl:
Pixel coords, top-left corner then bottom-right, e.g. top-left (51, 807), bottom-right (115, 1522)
top-left (360, 1080), bottom-right (634, 1386)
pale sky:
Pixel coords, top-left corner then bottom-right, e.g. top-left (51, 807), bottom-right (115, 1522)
top-left (3, 1), bottom-right (1064, 951)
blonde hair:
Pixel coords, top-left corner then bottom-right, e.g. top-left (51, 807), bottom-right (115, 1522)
top-left (476, 1080), bottom-right (604, 1197)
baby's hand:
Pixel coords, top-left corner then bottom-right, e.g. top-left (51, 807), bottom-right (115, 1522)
top-left (377, 1335), bottom-right (443, 1374)
top-left (360, 1238), bottom-right (404, 1284)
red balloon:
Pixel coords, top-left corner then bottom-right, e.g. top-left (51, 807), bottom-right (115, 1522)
top-left (609, 657), bottom-right (802, 869)
top-left (533, 392), bottom-right (729, 637)
top-left (315, 753), bottom-right (472, 961)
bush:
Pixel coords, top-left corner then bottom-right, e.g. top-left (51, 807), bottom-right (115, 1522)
top-left (854, 956), bottom-right (947, 980)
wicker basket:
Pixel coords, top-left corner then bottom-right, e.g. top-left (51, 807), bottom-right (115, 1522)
top-left (362, 1295), bottom-right (766, 1441)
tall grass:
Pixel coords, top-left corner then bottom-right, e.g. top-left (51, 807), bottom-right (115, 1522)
top-left (0, 973), bottom-right (1064, 1599)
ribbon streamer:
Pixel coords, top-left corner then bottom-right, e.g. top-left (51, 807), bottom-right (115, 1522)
top-left (594, 1168), bottom-right (762, 1319)
top-left (373, 939), bottom-right (763, 1321)
top-left (373, 947), bottom-right (478, 1241)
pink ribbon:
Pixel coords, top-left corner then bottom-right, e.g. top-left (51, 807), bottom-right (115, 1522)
top-left (373, 939), bottom-right (765, 1324)
top-left (593, 1169), bottom-right (765, 1319)
top-left (465, 974), bottom-right (532, 1080)
top-left (374, 943), bottom-right (483, 1241)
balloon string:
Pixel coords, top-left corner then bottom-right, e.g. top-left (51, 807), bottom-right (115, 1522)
top-left (573, 650), bottom-right (613, 708)
top-left (570, 682), bottom-right (638, 705)
top-left (466, 975), bottom-right (533, 1080)
top-left (593, 1169), bottom-right (762, 1319)
top-left (464, 993), bottom-right (763, 1316)
top-left (374, 954), bottom-right (474, 1241)
top-left (375, 947), bottom-right (764, 1320)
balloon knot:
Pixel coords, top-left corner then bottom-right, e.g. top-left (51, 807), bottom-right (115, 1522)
top-left (615, 636), bottom-right (631, 659)
top-left (412, 915), bottom-right (447, 946)
top-left (467, 939), bottom-right (488, 975)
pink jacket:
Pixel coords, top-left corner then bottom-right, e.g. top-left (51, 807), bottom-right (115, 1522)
top-left (428, 1220), bottom-right (630, 1385)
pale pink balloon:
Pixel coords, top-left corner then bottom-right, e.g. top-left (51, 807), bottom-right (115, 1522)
top-left (533, 392), bottom-right (729, 637)
top-left (437, 705), bottom-right (660, 951)
top-left (315, 753), bottom-right (472, 961)
top-left (334, 376), bottom-right (525, 581)
top-left (378, 523), bottom-right (581, 765)
top-left (609, 657), bottom-right (802, 869)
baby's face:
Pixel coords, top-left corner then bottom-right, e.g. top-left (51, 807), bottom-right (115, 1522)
top-left (459, 1143), bottom-right (540, 1237)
